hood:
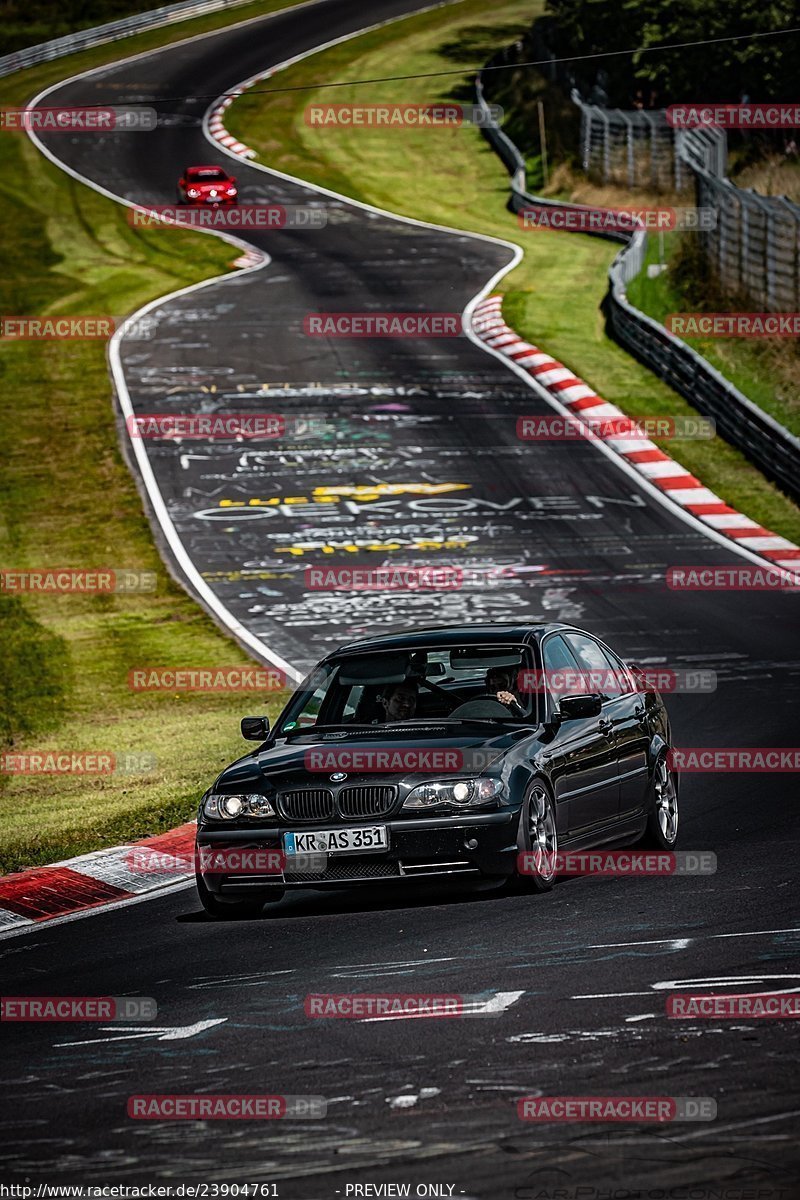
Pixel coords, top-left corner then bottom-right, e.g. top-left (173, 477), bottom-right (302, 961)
top-left (215, 723), bottom-right (535, 792)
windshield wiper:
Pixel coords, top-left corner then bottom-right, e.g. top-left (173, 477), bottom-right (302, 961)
top-left (282, 723), bottom-right (376, 738)
top-left (435, 716), bottom-right (527, 724)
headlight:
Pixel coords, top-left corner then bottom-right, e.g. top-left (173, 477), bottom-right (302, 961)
top-left (402, 778), bottom-right (503, 811)
top-left (202, 793), bottom-right (276, 820)
top-left (187, 188), bottom-right (200, 198)
top-left (226, 187), bottom-right (237, 196)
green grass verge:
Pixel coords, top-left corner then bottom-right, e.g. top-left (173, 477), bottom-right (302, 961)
top-left (227, 0), bottom-right (800, 545)
top-left (0, 0), bottom-right (302, 875)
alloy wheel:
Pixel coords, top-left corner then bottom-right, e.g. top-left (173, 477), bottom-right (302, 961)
top-left (654, 758), bottom-right (679, 843)
top-left (527, 785), bottom-right (557, 883)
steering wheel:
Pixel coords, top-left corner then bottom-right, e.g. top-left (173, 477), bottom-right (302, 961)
top-left (447, 696), bottom-right (513, 719)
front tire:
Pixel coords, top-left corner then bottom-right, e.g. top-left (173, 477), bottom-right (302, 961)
top-left (515, 780), bottom-right (558, 892)
top-left (195, 872), bottom-right (276, 919)
top-left (640, 756), bottom-right (679, 849)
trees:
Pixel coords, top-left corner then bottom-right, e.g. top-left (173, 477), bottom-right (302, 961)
top-left (539, 0), bottom-right (799, 107)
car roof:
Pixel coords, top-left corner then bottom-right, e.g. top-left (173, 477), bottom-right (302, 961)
top-left (328, 623), bottom-right (576, 658)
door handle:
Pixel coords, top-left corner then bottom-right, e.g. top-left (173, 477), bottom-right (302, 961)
top-left (598, 718), bottom-right (614, 737)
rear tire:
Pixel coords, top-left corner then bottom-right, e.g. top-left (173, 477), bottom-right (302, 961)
top-left (514, 780), bottom-right (558, 892)
top-left (195, 872), bottom-right (276, 919)
top-left (640, 756), bottom-right (679, 849)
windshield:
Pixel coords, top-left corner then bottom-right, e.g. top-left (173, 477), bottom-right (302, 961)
top-left (189, 168), bottom-right (227, 180)
top-left (275, 644), bottom-right (537, 735)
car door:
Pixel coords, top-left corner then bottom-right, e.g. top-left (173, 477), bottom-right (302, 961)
top-left (596, 642), bottom-right (651, 817)
top-left (563, 633), bottom-right (650, 824)
top-left (540, 634), bottom-right (620, 835)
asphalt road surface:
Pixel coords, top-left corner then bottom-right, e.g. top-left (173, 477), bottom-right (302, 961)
top-left (2, 0), bottom-right (799, 1193)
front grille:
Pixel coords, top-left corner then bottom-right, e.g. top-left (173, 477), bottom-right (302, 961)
top-left (287, 856), bottom-right (401, 883)
top-left (338, 785), bottom-right (397, 819)
top-left (278, 788), bottom-right (334, 821)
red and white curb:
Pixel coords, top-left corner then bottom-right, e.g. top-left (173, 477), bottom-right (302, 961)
top-left (230, 246), bottom-right (266, 269)
top-left (472, 295), bottom-right (800, 576)
top-left (207, 90), bottom-right (257, 158)
top-left (0, 823), bottom-right (196, 928)
top-left (206, 51), bottom-right (311, 160)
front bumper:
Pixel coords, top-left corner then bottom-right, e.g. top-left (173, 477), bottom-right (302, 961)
top-left (183, 196), bottom-right (237, 206)
top-left (196, 811), bottom-right (517, 894)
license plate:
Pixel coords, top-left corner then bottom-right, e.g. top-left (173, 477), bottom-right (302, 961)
top-left (284, 826), bottom-right (388, 855)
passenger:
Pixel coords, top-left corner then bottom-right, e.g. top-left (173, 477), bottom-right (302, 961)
top-left (378, 680), bottom-right (419, 722)
top-left (485, 667), bottom-right (525, 717)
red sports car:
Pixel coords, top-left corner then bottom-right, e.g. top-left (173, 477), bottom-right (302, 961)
top-left (177, 165), bottom-right (238, 206)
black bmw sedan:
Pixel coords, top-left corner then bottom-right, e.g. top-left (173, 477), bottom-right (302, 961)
top-left (195, 623), bottom-right (679, 917)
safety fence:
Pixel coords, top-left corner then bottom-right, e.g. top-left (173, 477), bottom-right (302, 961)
top-left (572, 91), bottom-right (800, 314)
top-left (691, 167), bottom-right (800, 314)
top-left (572, 91), bottom-right (693, 193)
top-left (572, 90), bottom-right (727, 191)
top-left (475, 63), bottom-right (800, 504)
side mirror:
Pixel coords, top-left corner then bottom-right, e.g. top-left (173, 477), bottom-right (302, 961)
top-left (178, 178), bottom-right (185, 186)
top-left (241, 716), bottom-right (270, 741)
top-left (230, 176), bottom-right (237, 185)
top-left (560, 693), bottom-right (602, 720)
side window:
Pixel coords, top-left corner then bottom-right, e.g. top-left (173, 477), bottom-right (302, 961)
top-left (601, 645), bottom-right (633, 695)
top-left (292, 684), bottom-right (327, 728)
top-left (541, 635), bottom-right (584, 711)
top-left (278, 666), bottom-right (334, 732)
top-left (564, 634), bottom-right (625, 700)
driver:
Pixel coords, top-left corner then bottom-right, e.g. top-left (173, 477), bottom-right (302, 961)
top-left (485, 667), bottom-right (525, 717)
top-left (378, 679), bottom-right (419, 722)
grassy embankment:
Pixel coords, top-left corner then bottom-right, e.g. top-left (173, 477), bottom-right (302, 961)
top-left (0, 0), bottom-right (301, 874)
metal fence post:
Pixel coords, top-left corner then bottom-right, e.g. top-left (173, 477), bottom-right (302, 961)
top-left (583, 105), bottom-right (592, 174)
top-left (622, 112), bottom-right (635, 187)
top-left (602, 109), bottom-right (611, 182)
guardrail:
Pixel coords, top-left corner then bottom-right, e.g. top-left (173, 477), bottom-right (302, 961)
top-left (475, 60), bottom-right (800, 505)
top-left (0, 0), bottom-right (258, 79)
top-left (605, 248), bottom-right (800, 504)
